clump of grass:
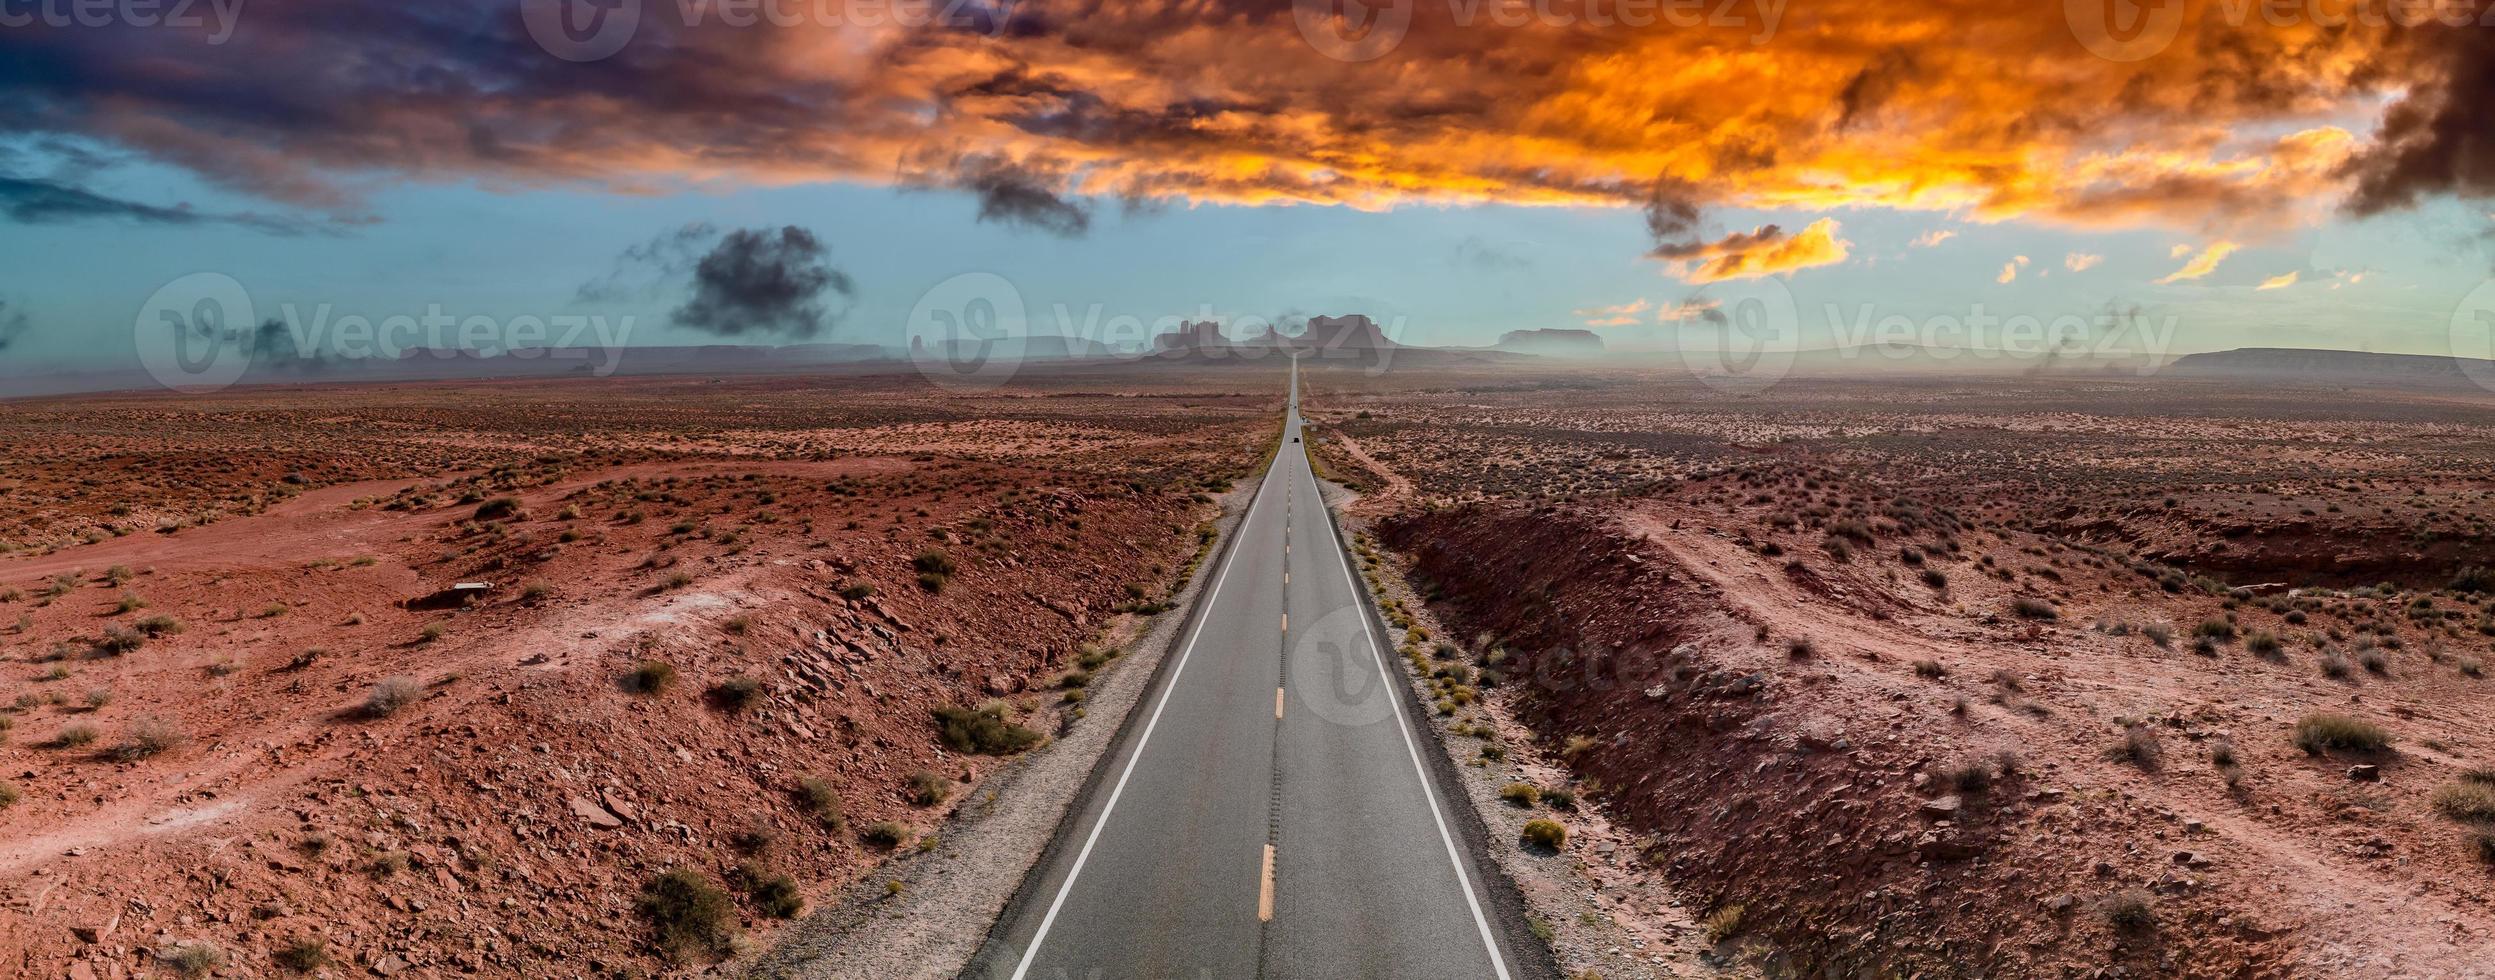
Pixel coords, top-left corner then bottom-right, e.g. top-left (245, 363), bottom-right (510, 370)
top-left (364, 676), bottom-right (421, 718)
top-left (474, 497), bottom-right (523, 521)
top-left (1945, 757), bottom-right (1997, 792)
top-left (637, 868), bottom-right (739, 964)
top-left (133, 614), bottom-right (183, 637)
top-left (731, 860), bottom-right (804, 919)
top-left (661, 570), bottom-right (695, 591)
top-left (2196, 618), bottom-right (2236, 642)
top-left (2009, 597), bottom-right (2058, 620)
top-left (862, 820), bottom-right (913, 849)
top-left (622, 660), bottom-right (677, 694)
top-left (417, 622), bottom-right (446, 644)
top-left (2142, 622), bottom-right (2173, 647)
top-left (367, 849), bottom-right (410, 878)
top-left (2245, 631), bottom-right (2282, 658)
top-left (274, 936), bottom-right (330, 973)
top-left (1498, 782), bottom-right (1540, 807)
top-left (914, 549), bottom-right (955, 592)
top-left (160, 941), bottom-right (227, 978)
top-left (0, 781), bottom-right (20, 809)
top-left (2293, 712), bottom-right (2391, 754)
top-left (1912, 658), bottom-right (1948, 679)
top-left (50, 723), bottom-right (97, 749)
top-left (109, 716), bottom-right (185, 761)
top-left (95, 626), bottom-right (146, 655)
top-left (1702, 904), bottom-right (1745, 944)
top-left (907, 769), bottom-right (950, 807)
top-left (2357, 647), bottom-right (2390, 675)
top-left (1785, 637), bottom-right (1814, 659)
top-left (2105, 724), bottom-right (2162, 771)
top-left (794, 776), bottom-right (845, 831)
top-left (934, 703), bottom-right (1040, 755)
top-left (2431, 780), bottom-right (2495, 823)
top-left (2100, 890), bottom-right (2156, 934)
top-left (1520, 818), bottom-right (1566, 850)
top-left (1920, 567), bottom-right (1948, 589)
top-left (2319, 649), bottom-right (2353, 678)
top-left (707, 676), bottom-right (764, 713)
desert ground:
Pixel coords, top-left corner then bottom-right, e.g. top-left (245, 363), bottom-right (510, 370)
top-left (3, 360), bottom-right (2493, 978)
top-left (1303, 364), bottom-right (2495, 977)
top-left (0, 370), bottom-right (1275, 977)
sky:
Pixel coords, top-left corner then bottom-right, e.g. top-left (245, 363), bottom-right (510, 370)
top-left (4, 0), bottom-right (2495, 376)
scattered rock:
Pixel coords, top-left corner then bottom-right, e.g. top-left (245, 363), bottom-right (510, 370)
top-left (567, 795), bottom-right (624, 829)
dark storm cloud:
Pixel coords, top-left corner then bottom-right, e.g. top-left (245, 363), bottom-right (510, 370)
top-left (953, 155), bottom-right (1092, 237)
top-left (671, 226), bottom-right (854, 338)
top-left (1644, 178), bottom-right (1704, 252)
top-left (578, 222), bottom-right (722, 303)
top-left (0, 300), bottom-right (30, 351)
top-left (2346, 23), bottom-right (2495, 215)
top-left (0, 175), bottom-right (316, 234)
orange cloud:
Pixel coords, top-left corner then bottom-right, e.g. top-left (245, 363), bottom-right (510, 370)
top-left (4, 0), bottom-right (2486, 247)
top-left (1655, 219), bottom-right (1852, 283)
top-left (2065, 253), bottom-right (2103, 272)
top-left (2257, 271), bottom-right (2300, 290)
top-left (2155, 242), bottom-right (2240, 285)
top-left (1573, 298), bottom-right (1652, 326)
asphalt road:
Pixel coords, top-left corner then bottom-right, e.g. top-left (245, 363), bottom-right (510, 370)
top-left (970, 359), bottom-right (1537, 980)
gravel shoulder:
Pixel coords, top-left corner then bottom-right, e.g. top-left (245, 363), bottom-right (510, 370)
top-left (744, 477), bottom-right (1263, 980)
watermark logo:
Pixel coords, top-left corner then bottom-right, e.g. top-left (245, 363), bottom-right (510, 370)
top-left (2065, 0), bottom-right (2187, 61)
top-left (2446, 279), bottom-right (2495, 392)
top-left (522, 0), bottom-right (641, 62)
top-left (1285, 605), bottom-right (1403, 728)
top-left (1292, 0), bottom-right (1414, 62)
top-left (0, 0), bottom-right (246, 43)
top-left (135, 273), bottom-right (257, 393)
top-left (907, 272), bottom-right (1031, 393)
top-left (1668, 275), bottom-right (1799, 393)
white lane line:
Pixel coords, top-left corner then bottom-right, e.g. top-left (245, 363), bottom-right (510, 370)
top-left (1305, 453), bottom-right (1515, 980)
top-left (1007, 458), bottom-right (1278, 980)
top-left (1275, 686), bottom-right (1286, 720)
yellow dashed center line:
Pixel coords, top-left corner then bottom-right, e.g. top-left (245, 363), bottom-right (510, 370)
top-left (1259, 843), bottom-right (1276, 922)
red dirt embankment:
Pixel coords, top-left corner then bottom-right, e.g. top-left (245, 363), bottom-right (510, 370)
top-left (1380, 502), bottom-right (2493, 978)
top-left (0, 451), bottom-right (1224, 977)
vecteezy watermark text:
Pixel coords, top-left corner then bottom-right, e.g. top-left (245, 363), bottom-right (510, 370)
top-left (1824, 302), bottom-right (2178, 369)
top-left (0, 0), bottom-right (244, 41)
top-left (135, 273), bottom-right (634, 393)
top-left (1292, 0), bottom-right (1784, 61)
top-left (2067, 0), bottom-right (2493, 62)
top-left (522, 0), bottom-right (1012, 61)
